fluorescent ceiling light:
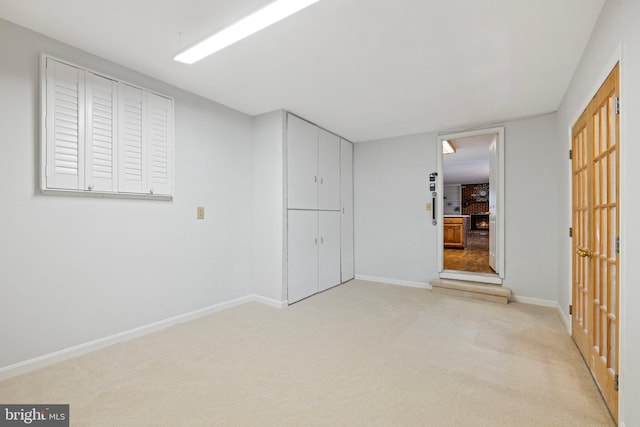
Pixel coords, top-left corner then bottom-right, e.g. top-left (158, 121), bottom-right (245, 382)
top-left (174, 0), bottom-right (321, 64)
top-left (442, 140), bottom-right (456, 154)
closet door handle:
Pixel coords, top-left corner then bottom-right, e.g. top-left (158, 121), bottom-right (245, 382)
top-left (314, 176), bottom-right (317, 183)
top-left (315, 238), bottom-right (318, 245)
top-left (320, 177), bottom-right (324, 184)
top-left (320, 236), bottom-right (324, 244)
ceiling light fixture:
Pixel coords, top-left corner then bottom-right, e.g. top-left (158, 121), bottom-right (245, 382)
top-left (442, 140), bottom-right (456, 154)
top-left (174, 0), bottom-right (321, 64)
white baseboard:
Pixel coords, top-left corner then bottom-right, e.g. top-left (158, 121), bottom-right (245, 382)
top-left (355, 275), bottom-right (432, 289)
top-left (510, 296), bottom-right (572, 333)
top-left (0, 294), bottom-right (285, 381)
top-left (556, 304), bottom-right (572, 334)
top-left (250, 294), bottom-right (288, 309)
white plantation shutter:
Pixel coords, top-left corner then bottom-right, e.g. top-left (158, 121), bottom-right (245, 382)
top-left (86, 73), bottom-right (117, 192)
top-left (45, 58), bottom-right (84, 190)
top-left (147, 93), bottom-right (173, 195)
top-left (42, 56), bottom-right (173, 197)
top-left (118, 83), bottom-right (147, 193)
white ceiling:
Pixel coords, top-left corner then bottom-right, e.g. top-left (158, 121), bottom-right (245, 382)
top-left (0, 0), bottom-right (605, 142)
top-left (443, 134), bottom-right (493, 185)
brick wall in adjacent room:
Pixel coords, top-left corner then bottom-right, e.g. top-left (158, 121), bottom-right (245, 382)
top-left (461, 183), bottom-right (489, 215)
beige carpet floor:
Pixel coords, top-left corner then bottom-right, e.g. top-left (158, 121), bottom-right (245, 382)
top-left (0, 280), bottom-right (614, 426)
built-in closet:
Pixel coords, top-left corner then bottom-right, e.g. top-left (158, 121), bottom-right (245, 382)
top-left (286, 114), bottom-right (354, 303)
top-left (251, 111), bottom-right (354, 305)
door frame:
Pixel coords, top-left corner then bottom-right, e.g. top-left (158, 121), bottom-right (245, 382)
top-left (436, 127), bottom-right (505, 284)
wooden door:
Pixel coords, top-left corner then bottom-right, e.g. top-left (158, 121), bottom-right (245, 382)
top-left (340, 139), bottom-right (355, 282)
top-left (571, 63), bottom-right (620, 423)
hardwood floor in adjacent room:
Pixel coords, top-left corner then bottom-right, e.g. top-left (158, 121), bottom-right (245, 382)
top-left (444, 231), bottom-right (494, 273)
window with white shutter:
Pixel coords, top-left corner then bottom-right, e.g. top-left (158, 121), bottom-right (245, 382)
top-left (41, 55), bottom-right (174, 198)
top-left (118, 84), bottom-right (147, 194)
top-left (147, 93), bottom-right (173, 196)
top-left (86, 72), bottom-right (117, 192)
top-left (45, 58), bottom-right (85, 190)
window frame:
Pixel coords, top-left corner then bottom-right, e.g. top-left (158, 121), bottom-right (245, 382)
top-left (40, 54), bottom-right (174, 200)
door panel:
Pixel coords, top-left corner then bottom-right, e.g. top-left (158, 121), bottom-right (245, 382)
top-left (340, 139), bottom-right (355, 282)
top-left (488, 137), bottom-right (497, 271)
top-left (572, 110), bottom-right (590, 358)
top-left (318, 129), bottom-right (341, 210)
top-left (287, 115), bottom-right (318, 209)
top-left (318, 211), bottom-right (341, 292)
top-left (571, 63), bottom-right (619, 423)
top-left (287, 210), bottom-right (318, 303)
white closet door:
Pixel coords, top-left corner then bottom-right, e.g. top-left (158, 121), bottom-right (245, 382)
top-left (85, 72), bottom-right (117, 192)
top-left (318, 211), bottom-right (341, 292)
top-left (147, 93), bottom-right (173, 196)
top-left (340, 139), bottom-right (354, 282)
top-left (45, 58), bottom-right (85, 190)
top-left (118, 83), bottom-right (147, 194)
top-left (287, 210), bottom-right (319, 303)
top-left (318, 129), bottom-right (341, 210)
top-left (287, 115), bottom-right (318, 209)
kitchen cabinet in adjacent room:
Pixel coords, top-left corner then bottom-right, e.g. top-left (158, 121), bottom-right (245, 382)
top-left (443, 216), bottom-right (468, 249)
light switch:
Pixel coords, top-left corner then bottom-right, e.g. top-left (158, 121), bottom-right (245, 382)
top-left (197, 207), bottom-right (205, 219)
top-left (426, 202), bottom-right (432, 212)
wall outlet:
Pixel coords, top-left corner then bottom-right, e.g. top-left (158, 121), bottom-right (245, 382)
top-left (197, 207), bottom-right (205, 219)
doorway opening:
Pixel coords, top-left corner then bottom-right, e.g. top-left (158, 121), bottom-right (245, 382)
top-left (437, 128), bottom-right (504, 284)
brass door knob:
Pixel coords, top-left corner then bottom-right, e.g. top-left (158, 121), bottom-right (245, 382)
top-left (577, 248), bottom-right (593, 258)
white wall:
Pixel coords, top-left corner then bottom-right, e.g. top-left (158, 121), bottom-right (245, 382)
top-left (555, 1), bottom-right (640, 424)
top-left (0, 19), bottom-right (254, 369)
top-left (252, 111), bottom-right (285, 302)
top-left (502, 114), bottom-right (560, 300)
top-left (354, 113), bottom-right (561, 300)
top-left (354, 133), bottom-right (436, 285)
